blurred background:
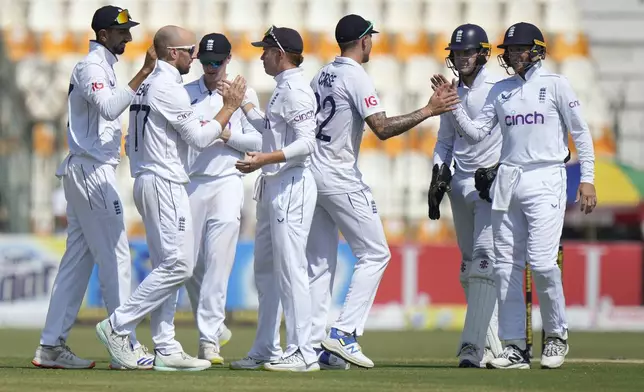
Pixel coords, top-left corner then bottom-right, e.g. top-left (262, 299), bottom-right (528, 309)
top-left (1, 0), bottom-right (643, 332)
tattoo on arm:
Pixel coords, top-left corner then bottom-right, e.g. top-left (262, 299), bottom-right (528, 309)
top-left (365, 109), bottom-right (430, 141)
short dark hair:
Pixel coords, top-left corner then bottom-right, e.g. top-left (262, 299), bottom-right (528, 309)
top-left (286, 52), bottom-right (304, 67)
top-left (338, 40), bottom-right (359, 52)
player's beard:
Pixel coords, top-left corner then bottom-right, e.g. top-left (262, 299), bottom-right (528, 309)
top-left (111, 41), bottom-right (127, 55)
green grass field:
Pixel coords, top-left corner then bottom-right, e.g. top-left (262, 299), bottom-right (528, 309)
top-left (1, 326), bottom-right (644, 391)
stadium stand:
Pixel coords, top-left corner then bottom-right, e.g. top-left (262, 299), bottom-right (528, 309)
top-left (1, 0), bottom-right (641, 241)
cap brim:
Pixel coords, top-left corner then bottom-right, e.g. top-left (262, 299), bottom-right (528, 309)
top-left (198, 52), bottom-right (229, 62)
top-left (110, 20), bottom-right (139, 29)
top-left (251, 41), bottom-right (276, 48)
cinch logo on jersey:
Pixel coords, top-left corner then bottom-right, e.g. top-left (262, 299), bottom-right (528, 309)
top-left (293, 110), bottom-right (314, 123)
top-left (504, 111), bottom-right (545, 126)
top-left (569, 100), bottom-right (580, 108)
top-left (177, 111), bottom-right (192, 121)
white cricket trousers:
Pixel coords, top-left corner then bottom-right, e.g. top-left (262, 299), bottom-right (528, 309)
top-left (307, 188), bottom-right (391, 346)
top-left (247, 167), bottom-right (317, 365)
top-left (40, 156), bottom-right (134, 347)
top-left (492, 164), bottom-right (568, 342)
top-left (185, 175), bottom-right (243, 346)
top-left (449, 170), bottom-right (501, 358)
top-left (110, 172), bottom-right (195, 355)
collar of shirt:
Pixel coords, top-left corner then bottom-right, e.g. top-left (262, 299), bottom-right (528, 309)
top-left (157, 60), bottom-right (182, 83)
top-left (516, 60), bottom-right (544, 83)
top-left (88, 40), bottom-right (118, 67)
top-left (274, 67), bottom-right (304, 85)
top-left (198, 76), bottom-right (219, 95)
top-left (333, 56), bottom-right (361, 68)
top-left (458, 65), bottom-right (488, 91)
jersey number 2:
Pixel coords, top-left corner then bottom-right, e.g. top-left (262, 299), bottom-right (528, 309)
top-left (129, 104), bottom-right (151, 152)
top-left (314, 93), bottom-right (335, 142)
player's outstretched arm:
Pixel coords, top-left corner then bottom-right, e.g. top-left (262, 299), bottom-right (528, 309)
top-left (365, 83), bottom-right (460, 141)
top-left (79, 46), bottom-right (156, 121)
top-left (127, 46), bottom-right (157, 93)
top-left (218, 79), bottom-right (266, 132)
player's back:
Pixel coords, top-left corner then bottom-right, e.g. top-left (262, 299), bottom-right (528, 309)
top-left (127, 61), bottom-right (190, 184)
top-left (309, 57), bottom-right (382, 195)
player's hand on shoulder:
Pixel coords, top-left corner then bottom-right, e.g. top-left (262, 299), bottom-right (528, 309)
top-left (221, 75), bottom-right (247, 110)
top-left (576, 182), bottom-right (597, 214)
top-left (142, 46), bottom-right (157, 74)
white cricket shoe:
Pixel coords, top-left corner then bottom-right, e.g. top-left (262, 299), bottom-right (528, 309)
top-left (230, 356), bottom-right (270, 370)
top-left (541, 337), bottom-right (569, 369)
top-left (32, 340), bottom-right (95, 369)
top-left (109, 345), bottom-right (155, 370)
top-left (321, 328), bottom-right (374, 368)
top-left (219, 324), bottom-right (232, 347)
top-left (199, 341), bottom-right (224, 365)
top-left (482, 348), bottom-right (495, 366)
top-left (315, 347), bottom-right (350, 370)
top-left (153, 350), bottom-right (211, 371)
top-left (95, 319), bottom-right (138, 370)
top-left (458, 343), bottom-right (483, 368)
top-left (487, 345), bottom-right (531, 370)
top-left (264, 351), bottom-right (320, 372)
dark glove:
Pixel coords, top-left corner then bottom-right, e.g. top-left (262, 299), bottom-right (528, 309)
top-left (428, 163), bottom-right (452, 220)
top-left (474, 163), bottom-right (499, 203)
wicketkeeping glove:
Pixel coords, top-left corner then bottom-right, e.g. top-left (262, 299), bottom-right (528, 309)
top-left (428, 163), bottom-right (452, 220)
top-left (474, 163), bottom-right (499, 203)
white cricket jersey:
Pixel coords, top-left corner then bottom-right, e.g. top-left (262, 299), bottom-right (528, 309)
top-left (127, 60), bottom-right (223, 184)
top-left (183, 77), bottom-right (262, 178)
top-left (259, 67), bottom-right (317, 176)
top-left (62, 41), bottom-right (135, 166)
top-left (433, 66), bottom-right (502, 174)
top-left (309, 56), bottom-right (384, 195)
top-left (450, 61), bottom-right (595, 183)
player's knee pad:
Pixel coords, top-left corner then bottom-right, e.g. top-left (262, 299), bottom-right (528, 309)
top-left (469, 258), bottom-right (495, 282)
top-left (459, 260), bottom-right (472, 290)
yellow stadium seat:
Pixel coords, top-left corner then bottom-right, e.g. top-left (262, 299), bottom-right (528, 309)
top-left (127, 221), bottom-right (146, 238)
top-left (431, 33), bottom-right (450, 62)
top-left (231, 31), bottom-right (263, 62)
top-left (39, 31), bottom-right (76, 60)
top-left (33, 123), bottom-right (55, 157)
top-left (315, 32), bottom-right (339, 62)
top-left (383, 218), bottom-right (406, 244)
top-left (361, 129), bottom-right (379, 151)
top-left (75, 31), bottom-right (95, 54)
top-left (383, 133), bottom-right (406, 157)
top-left (415, 219), bottom-right (455, 244)
top-left (408, 128), bottom-right (422, 151)
top-left (2, 29), bottom-right (37, 61)
top-left (549, 32), bottom-right (590, 63)
top-left (419, 130), bottom-right (438, 158)
top-left (370, 32), bottom-right (391, 56)
top-left (392, 32), bottom-right (430, 61)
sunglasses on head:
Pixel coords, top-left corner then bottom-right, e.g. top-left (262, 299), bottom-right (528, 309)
top-left (114, 9), bottom-right (132, 25)
top-left (200, 59), bottom-right (225, 68)
top-left (359, 21), bottom-right (373, 39)
top-left (264, 25), bottom-right (285, 53)
top-left (167, 45), bottom-right (196, 56)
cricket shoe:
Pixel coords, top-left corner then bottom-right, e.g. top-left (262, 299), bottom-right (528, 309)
top-left (32, 340), bottom-right (95, 369)
top-left (487, 345), bottom-right (531, 370)
top-left (199, 341), bottom-right (224, 365)
top-left (219, 324), bottom-right (232, 347)
top-left (541, 337), bottom-right (569, 369)
top-left (482, 348), bottom-right (495, 366)
top-left (457, 343), bottom-right (484, 368)
top-left (95, 319), bottom-right (138, 370)
top-left (109, 345), bottom-right (155, 370)
top-left (230, 356), bottom-right (270, 370)
top-left (321, 328), bottom-right (374, 368)
top-left (153, 350), bottom-right (211, 371)
top-left (264, 350), bottom-right (320, 372)
top-left (315, 347), bottom-right (350, 370)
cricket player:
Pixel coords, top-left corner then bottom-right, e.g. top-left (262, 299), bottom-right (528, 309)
top-left (32, 5), bottom-right (156, 370)
top-left (306, 14), bottom-right (460, 369)
top-left (183, 32), bottom-right (262, 365)
top-left (95, 25), bottom-right (247, 371)
top-left (436, 22), bottom-right (597, 369)
top-left (429, 24), bottom-right (503, 368)
top-left (229, 26), bottom-right (319, 372)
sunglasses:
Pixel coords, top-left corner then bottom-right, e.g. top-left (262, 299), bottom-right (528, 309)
top-left (167, 45), bottom-right (196, 56)
top-left (359, 21), bottom-right (374, 39)
top-left (114, 9), bottom-right (132, 25)
top-left (264, 25), bottom-right (285, 53)
top-left (200, 59), bottom-right (225, 68)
